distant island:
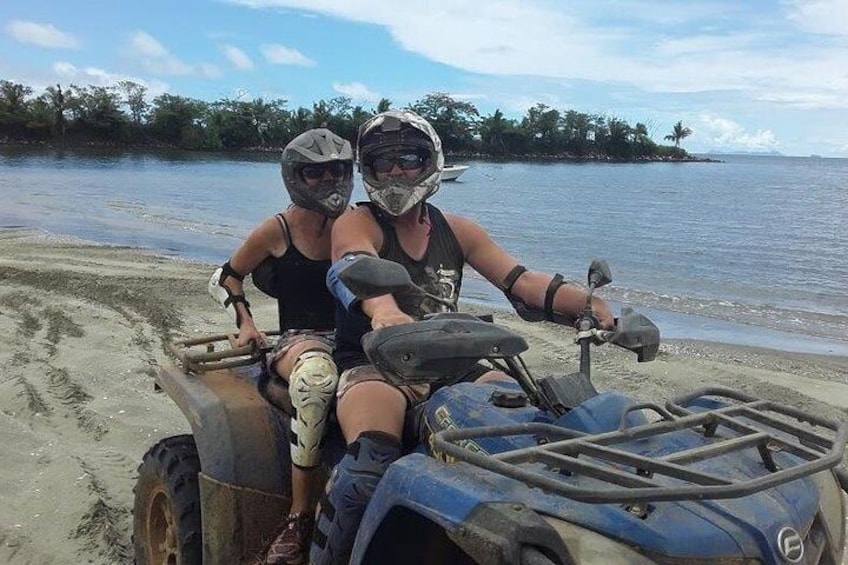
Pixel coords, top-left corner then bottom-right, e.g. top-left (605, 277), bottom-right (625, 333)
top-left (2, 78), bottom-right (706, 163)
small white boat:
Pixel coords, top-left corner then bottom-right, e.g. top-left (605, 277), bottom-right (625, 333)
top-left (441, 164), bottom-right (469, 181)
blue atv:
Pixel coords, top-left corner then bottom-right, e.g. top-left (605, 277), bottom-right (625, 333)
top-left (133, 258), bottom-right (847, 564)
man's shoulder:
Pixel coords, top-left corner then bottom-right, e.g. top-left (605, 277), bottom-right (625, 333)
top-left (442, 211), bottom-right (479, 232)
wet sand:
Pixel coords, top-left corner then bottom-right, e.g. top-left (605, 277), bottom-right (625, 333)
top-left (1, 229), bottom-right (847, 564)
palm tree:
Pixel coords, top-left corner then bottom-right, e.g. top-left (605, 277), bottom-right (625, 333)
top-left (664, 121), bottom-right (692, 147)
top-left (479, 109), bottom-right (509, 155)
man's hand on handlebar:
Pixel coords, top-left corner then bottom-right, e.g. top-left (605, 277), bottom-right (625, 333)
top-left (361, 295), bottom-right (415, 330)
top-left (370, 306), bottom-right (414, 329)
top-left (591, 297), bottom-right (615, 330)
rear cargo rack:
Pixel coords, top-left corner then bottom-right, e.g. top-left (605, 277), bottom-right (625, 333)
top-left (166, 332), bottom-right (281, 373)
top-left (430, 386), bottom-right (846, 503)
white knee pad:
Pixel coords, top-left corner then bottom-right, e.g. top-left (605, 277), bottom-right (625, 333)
top-left (289, 350), bottom-right (339, 468)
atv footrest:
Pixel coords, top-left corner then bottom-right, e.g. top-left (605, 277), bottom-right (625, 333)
top-left (431, 386), bottom-right (846, 503)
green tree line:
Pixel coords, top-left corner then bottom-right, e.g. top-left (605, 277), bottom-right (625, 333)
top-left (0, 79), bottom-right (691, 160)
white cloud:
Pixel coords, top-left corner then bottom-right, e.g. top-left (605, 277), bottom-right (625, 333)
top-left (198, 63), bottom-right (224, 79)
top-left (222, 44), bottom-right (254, 70)
top-left (697, 115), bottom-right (779, 151)
top-left (128, 31), bottom-right (193, 75)
top-left (52, 61), bottom-right (169, 97)
top-left (131, 31), bottom-right (168, 58)
top-left (785, 0), bottom-right (848, 35)
top-left (332, 81), bottom-right (379, 102)
top-left (222, 0), bottom-right (848, 110)
top-left (261, 44), bottom-right (315, 66)
top-left (53, 61), bottom-right (125, 85)
top-left (6, 20), bottom-right (79, 49)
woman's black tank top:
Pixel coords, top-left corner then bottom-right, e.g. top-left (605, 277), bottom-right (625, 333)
top-left (251, 213), bottom-right (335, 331)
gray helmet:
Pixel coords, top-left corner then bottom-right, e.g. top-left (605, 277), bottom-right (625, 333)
top-left (357, 110), bottom-right (444, 217)
top-left (281, 128), bottom-right (354, 218)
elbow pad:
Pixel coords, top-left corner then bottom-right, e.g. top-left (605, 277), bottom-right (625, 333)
top-left (326, 257), bottom-right (360, 312)
top-left (501, 265), bottom-right (573, 325)
top-left (208, 266), bottom-right (251, 327)
top-left (325, 252), bottom-right (375, 312)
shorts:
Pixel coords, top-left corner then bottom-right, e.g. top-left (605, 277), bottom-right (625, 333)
top-left (336, 365), bottom-right (431, 407)
top-left (335, 362), bottom-right (495, 408)
top-left (266, 329), bottom-right (335, 374)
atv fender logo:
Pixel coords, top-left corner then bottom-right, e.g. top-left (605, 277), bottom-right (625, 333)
top-left (430, 405), bottom-right (486, 461)
top-left (776, 526), bottom-right (804, 563)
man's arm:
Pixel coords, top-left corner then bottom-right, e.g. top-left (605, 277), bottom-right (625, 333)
top-left (447, 214), bottom-right (614, 328)
top-left (330, 209), bottom-right (413, 328)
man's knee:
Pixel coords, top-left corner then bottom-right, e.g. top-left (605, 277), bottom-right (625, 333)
top-left (475, 369), bottom-right (514, 384)
top-left (289, 350), bottom-right (339, 468)
top-left (310, 431), bottom-right (402, 565)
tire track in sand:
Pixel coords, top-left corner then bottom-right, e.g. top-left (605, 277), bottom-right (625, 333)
top-left (0, 278), bottom-right (163, 563)
top-left (69, 456), bottom-right (133, 564)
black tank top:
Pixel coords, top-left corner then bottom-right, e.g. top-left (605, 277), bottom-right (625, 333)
top-left (251, 214), bottom-right (335, 332)
top-left (334, 203), bottom-right (465, 368)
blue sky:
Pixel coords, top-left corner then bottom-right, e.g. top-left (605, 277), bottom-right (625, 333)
top-left (2, 0), bottom-right (847, 157)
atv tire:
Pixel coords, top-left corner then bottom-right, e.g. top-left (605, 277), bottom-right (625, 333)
top-left (133, 434), bottom-right (202, 565)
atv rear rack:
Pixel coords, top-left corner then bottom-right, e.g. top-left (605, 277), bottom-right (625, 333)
top-left (430, 386), bottom-right (847, 503)
top-left (167, 332), bottom-right (281, 373)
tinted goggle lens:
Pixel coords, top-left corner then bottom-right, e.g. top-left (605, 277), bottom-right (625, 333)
top-left (300, 162), bottom-right (347, 181)
top-left (370, 153), bottom-right (426, 174)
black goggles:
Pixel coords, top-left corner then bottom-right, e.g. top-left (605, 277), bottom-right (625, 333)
top-left (368, 152), bottom-right (427, 174)
top-left (300, 161), bottom-right (347, 181)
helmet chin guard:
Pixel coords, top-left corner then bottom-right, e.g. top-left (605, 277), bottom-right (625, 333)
top-left (357, 111), bottom-right (444, 217)
top-left (281, 128), bottom-right (354, 218)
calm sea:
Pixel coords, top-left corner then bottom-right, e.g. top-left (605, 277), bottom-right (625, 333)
top-left (1, 146), bottom-right (846, 356)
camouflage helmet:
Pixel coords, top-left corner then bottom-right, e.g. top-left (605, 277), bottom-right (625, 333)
top-left (281, 128), bottom-right (354, 218)
top-left (357, 110), bottom-right (444, 217)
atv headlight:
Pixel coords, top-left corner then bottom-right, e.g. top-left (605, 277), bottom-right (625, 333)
top-left (542, 516), bottom-right (657, 564)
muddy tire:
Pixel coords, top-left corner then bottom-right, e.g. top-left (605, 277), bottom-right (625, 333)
top-left (133, 435), bottom-right (202, 565)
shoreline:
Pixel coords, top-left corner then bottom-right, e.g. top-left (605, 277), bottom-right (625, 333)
top-left (1, 230), bottom-right (847, 563)
top-left (1, 140), bottom-right (718, 164)
top-left (6, 227), bottom-right (844, 358)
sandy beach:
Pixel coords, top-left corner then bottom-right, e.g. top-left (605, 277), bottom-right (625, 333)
top-left (1, 228), bottom-right (847, 564)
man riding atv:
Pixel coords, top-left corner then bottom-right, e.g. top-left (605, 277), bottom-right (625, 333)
top-left (314, 110), bottom-right (614, 564)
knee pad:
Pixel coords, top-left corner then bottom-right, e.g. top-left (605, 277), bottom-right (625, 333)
top-left (289, 350), bottom-right (339, 468)
top-left (310, 432), bottom-right (402, 565)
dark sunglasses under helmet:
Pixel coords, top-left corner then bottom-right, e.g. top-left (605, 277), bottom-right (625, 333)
top-left (366, 150), bottom-right (428, 174)
top-left (299, 161), bottom-right (349, 181)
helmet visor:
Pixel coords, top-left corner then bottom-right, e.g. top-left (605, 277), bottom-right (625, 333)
top-left (362, 145), bottom-right (430, 184)
top-left (299, 161), bottom-right (348, 182)
top-left (367, 150), bottom-right (428, 174)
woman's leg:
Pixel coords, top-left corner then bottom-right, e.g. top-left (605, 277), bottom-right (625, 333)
top-left (266, 338), bottom-right (338, 565)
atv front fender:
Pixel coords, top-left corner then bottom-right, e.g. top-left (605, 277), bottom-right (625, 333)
top-left (351, 454), bottom-right (573, 565)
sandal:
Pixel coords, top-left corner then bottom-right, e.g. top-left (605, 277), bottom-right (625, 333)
top-left (265, 512), bottom-right (314, 565)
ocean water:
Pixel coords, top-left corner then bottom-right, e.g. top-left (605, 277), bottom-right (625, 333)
top-left (1, 146), bottom-right (846, 355)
